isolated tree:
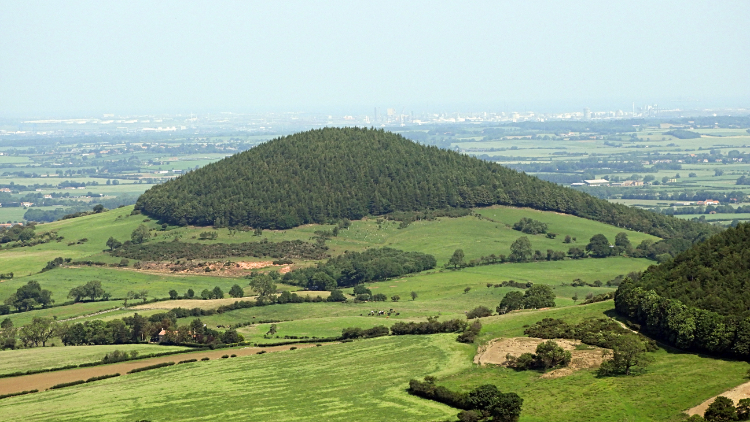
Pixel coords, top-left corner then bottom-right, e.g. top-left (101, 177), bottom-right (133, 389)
top-left (93, 204), bottom-right (104, 213)
top-left (522, 285), bottom-right (556, 309)
top-left (410, 291), bottom-right (418, 301)
top-left (169, 290), bottom-right (179, 300)
top-left (464, 287), bottom-right (472, 294)
top-left (535, 340), bottom-right (571, 370)
top-left (106, 236), bottom-right (122, 251)
top-left (572, 293), bottom-right (578, 304)
top-left (586, 234), bottom-right (612, 258)
top-left (509, 236), bottom-right (533, 262)
top-left (448, 249), bottom-right (465, 269)
top-left (5, 280), bottom-right (53, 311)
top-left (131, 224), bottom-right (150, 244)
top-left (229, 284), bottom-right (244, 298)
top-left (704, 396), bottom-right (737, 422)
top-left (497, 291), bottom-right (525, 314)
top-left (186, 288), bottom-right (195, 299)
top-left (598, 335), bottom-right (653, 376)
top-left (391, 295), bottom-right (400, 302)
top-left (248, 274), bottom-right (277, 297)
top-left (563, 235), bottom-right (572, 243)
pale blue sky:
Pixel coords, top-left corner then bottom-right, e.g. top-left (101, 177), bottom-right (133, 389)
top-left (1, 0), bottom-right (748, 116)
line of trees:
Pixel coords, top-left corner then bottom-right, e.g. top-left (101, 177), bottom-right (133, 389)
top-left (281, 247), bottom-right (436, 290)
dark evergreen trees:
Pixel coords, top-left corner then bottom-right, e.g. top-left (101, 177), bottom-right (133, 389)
top-left (135, 127), bottom-right (715, 244)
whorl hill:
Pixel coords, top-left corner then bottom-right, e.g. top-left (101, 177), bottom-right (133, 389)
top-left (136, 127), bottom-right (710, 240)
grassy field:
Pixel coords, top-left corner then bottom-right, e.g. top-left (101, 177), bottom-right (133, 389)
top-left (0, 266), bottom-right (249, 310)
top-left (2, 303), bottom-right (747, 421)
top-left (440, 301), bottom-right (750, 422)
top-left (0, 335), bottom-right (470, 422)
top-left (192, 257), bottom-right (652, 342)
top-left (0, 344), bottom-right (188, 375)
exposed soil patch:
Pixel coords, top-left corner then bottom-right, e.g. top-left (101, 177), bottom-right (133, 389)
top-left (0, 343), bottom-right (320, 396)
top-left (474, 337), bottom-right (608, 378)
top-left (135, 260), bottom-right (290, 277)
top-left (687, 381), bottom-right (750, 417)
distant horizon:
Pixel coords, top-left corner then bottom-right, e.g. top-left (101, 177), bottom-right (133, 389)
top-left (2, 1), bottom-right (748, 117)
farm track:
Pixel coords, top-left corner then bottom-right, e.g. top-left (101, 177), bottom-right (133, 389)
top-left (58, 307), bottom-right (123, 322)
top-left (0, 343), bottom-right (319, 396)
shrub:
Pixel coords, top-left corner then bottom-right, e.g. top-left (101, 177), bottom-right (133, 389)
top-left (221, 355), bottom-right (229, 359)
top-left (201, 357), bottom-right (210, 361)
top-left (127, 362), bottom-right (175, 374)
top-left (231, 354), bottom-right (237, 357)
top-left (178, 359), bottom-right (197, 364)
top-left (466, 306), bottom-right (492, 319)
top-left (85, 373), bottom-right (120, 382)
top-left (256, 350), bottom-right (267, 355)
top-left (50, 380), bottom-right (86, 389)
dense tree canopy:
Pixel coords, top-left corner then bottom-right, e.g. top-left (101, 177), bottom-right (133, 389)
top-left (626, 222), bottom-right (750, 317)
top-left (135, 127), bottom-right (715, 243)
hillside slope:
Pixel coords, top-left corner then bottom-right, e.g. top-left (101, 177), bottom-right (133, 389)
top-left (135, 127), bottom-right (713, 240)
top-left (624, 222), bottom-right (750, 317)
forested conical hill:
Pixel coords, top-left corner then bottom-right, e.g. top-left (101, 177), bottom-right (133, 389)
top-left (621, 222), bottom-right (750, 317)
top-left (135, 127), bottom-right (712, 239)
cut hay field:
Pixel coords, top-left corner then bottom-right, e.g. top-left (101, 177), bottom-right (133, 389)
top-left (2, 302), bottom-right (747, 421)
top-left (0, 343), bottom-right (189, 376)
top-left (0, 335), bottom-right (470, 422)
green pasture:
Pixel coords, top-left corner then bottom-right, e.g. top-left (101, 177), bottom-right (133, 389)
top-left (0, 344), bottom-right (188, 376)
top-left (437, 301), bottom-right (750, 422)
top-left (194, 257), bottom-right (652, 339)
top-left (0, 266), bottom-right (247, 310)
top-left (0, 202), bottom-right (658, 276)
top-left (0, 335), bottom-right (469, 422)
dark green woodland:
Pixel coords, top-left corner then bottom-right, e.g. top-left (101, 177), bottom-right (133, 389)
top-left (136, 127), bottom-right (714, 244)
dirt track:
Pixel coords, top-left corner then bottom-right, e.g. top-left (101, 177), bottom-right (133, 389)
top-left (0, 343), bottom-right (317, 396)
top-left (687, 381), bottom-right (750, 417)
top-left (474, 337), bottom-right (608, 378)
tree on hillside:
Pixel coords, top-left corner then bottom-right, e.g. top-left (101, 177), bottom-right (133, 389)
top-left (0, 318), bottom-right (16, 350)
top-left (448, 249), bottom-right (465, 269)
top-left (410, 291), bottom-right (418, 301)
top-left (229, 284), bottom-right (244, 298)
top-left (586, 234), bottom-right (612, 258)
top-left (169, 290), bottom-right (179, 300)
top-left (522, 285), bottom-right (556, 309)
top-left (68, 280), bottom-right (107, 302)
top-left (249, 274), bottom-right (277, 297)
top-left (614, 232), bottom-right (631, 255)
top-left (598, 335), bottom-right (653, 376)
top-left (212, 286), bottom-right (224, 299)
top-left (509, 237), bottom-right (533, 263)
top-left (391, 295), bottom-right (400, 302)
top-left (19, 317), bottom-right (58, 347)
top-left (535, 340), bottom-right (572, 370)
top-left (186, 288), bottom-right (195, 299)
top-left (106, 236), bottom-right (122, 251)
top-left (704, 396), bottom-right (737, 422)
top-left (4, 281), bottom-right (53, 312)
top-left (131, 224), bottom-right (150, 244)
top-left (498, 291), bottom-right (525, 314)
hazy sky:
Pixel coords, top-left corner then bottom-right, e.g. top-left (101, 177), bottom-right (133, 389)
top-left (1, 1), bottom-right (748, 116)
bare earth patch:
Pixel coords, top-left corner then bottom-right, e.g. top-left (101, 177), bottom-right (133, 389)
top-left (134, 260), bottom-right (290, 277)
top-left (687, 381), bottom-right (750, 417)
top-left (474, 337), bottom-right (608, 378)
